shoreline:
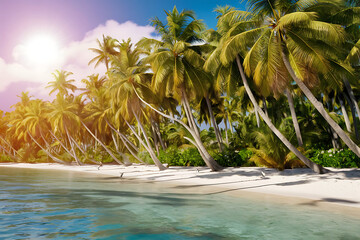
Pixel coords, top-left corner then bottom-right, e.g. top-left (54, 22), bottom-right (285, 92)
top-left (1, 163), bottom-right (360, 217)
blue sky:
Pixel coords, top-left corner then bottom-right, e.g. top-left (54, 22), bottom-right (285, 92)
top-left (0, 0), bottom-right (246, 111)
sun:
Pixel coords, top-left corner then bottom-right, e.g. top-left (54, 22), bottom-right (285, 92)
top-left (24, 34), bottom-right (60, 66)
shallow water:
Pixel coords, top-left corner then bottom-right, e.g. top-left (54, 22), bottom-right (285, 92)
top-left (1, 167), bottom-right (359, 240)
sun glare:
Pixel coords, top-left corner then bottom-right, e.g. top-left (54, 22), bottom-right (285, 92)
top-left (24, 35), bottom-right (59, 66)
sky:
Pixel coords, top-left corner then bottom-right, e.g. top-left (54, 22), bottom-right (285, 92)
top-left (0, 0), bottom-right (246, 112)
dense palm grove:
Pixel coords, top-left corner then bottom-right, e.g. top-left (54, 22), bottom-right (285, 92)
top-left (1, 0), bottom-right (360, 173)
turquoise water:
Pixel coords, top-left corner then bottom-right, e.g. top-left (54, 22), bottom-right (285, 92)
top-left (1, 167), bottom-right (360, 240)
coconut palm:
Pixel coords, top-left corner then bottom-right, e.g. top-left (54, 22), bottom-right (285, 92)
top-left (249, 125), bottom-right (305, 170)
top-left (107, 39), bottom-right (166, 170)
top-left (89, 35), bottom-right (119, 70)
top-left (47, 94), bottom-right (83, 165)
top-left (47, 70), bottom-right (77, 96)
top-left (81, 74), bottom-right (107, 100)
top-left (208, 2), bottom-right (331, 173)
top-left (82, 86), bottom-right (128, 165)
top-left (221, 0), bottom-right (360, 158)
top-left (138, 6), bottom-right (222, 171)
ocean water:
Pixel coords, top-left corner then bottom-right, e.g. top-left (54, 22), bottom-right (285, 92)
top-left (0, 167), bottom-right (359, 240)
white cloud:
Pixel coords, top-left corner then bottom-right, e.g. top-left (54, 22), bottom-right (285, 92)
top-left (0, 20), bottom-right (157, 109)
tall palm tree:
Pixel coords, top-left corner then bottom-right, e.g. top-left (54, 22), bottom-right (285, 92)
top-left (138, 7), bottom-right (222, 171)
top-left (221, 0), bottom-right (360, 155)
top-left (236, 1), bottom-right (360, 156)
top-left (211, 2), bottom-right (330, 173)
top-left (107, 39), bottom-right (166, 170)
top-left (47, 94), bottom-right (83, 165)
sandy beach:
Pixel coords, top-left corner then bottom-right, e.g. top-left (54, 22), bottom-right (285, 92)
top-left (1, 163), bottom-right (360, 216)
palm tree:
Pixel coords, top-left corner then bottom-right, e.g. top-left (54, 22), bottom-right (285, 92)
top-left (47, 94), bottom-right (83, 165)
top-left (89, 35), bottom-right (119, 70)
top-left (212, 2), bottom-right (330, 173)
top-left (325, 1), bottom-right (360, 137)
top-left (82, 86), bottom-right (128, 165)
top-left (249, 125), bottom-right (305, 170)
top-left (47, 70), bottom-right (77, 96)
top-left (224, 0), bottom-right (360, 157)
top-left (107, 39), bottom-right (166, 170)
top-left (138, 6), bottom-right (222, 171)
top-left (9, 97), bottom-right (68, 164)
top-left (81, 74), bottom-right (107, 100)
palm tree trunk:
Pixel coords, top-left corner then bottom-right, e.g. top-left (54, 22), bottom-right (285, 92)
top-left (49, 130), bottom-right (78, 162)
top-left (119, 134), bottom-right (145, 164)
top-left (125, 120), bottom-right (152, 152)
top-left (0, 136), bottom-right (18, 157)
top-left (255, 108), bottom-right (261, 127)
top-left (150, 121), bottom-right (160, 155)
top-left (94, 129), bottom-right (98, 151)
top-left (65, 127), bottom-right (82, 166)
top-left (228, 115), bottom-right (234, 134)
top-left (205, 94), bottom-right (223, 151)
top-left (236, 55), bottom-right (327, 174)
top-left (344, 92), bottom-right (359, 139)
top-left (105, 120), bottom-right (146, 164)
top-left (105, 119), bottom-right (140, 152)
top-left (132, 87), bottom-right (222, 171)
top-left (27, 131), bottom-right (68, 164)
top-left (68, 134), bottom-right (100, 165)
top-left (81, 121), bottom-right (127, 166)
top-left (262, 97), bottom-right (268, 117)
top-left (0, 145), bottom-right (19, 161)
top-left (126, 121), bottom-right (156, 163)
top-left (154, 121), bottom-right (166, 150)
top-left (182, 102), bottom-right (196, 134)
top-left (344, 79), bottom-right (360, 123)
top-left (132, 109), bottom-right (166, 170)
top-left (281, 50), bottom-right (360, 158)
top-left (339, 96), bottom-right (352, 133)
top-left (110, 133), bottom-right (132, 165)
top-left (224, 113), bottom-right (229, 145)
top-left (285, 88), bottom-right (303, 146)
top-left (182, 89), bottom-right (201, 138)
top-left (111, 132), bottom-right (119, 151)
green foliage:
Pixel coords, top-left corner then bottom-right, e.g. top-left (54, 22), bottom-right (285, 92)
top-left (0, 154), bottom-right (13, 162)
top-left (158, 147), bottom-right (205, 167)
top-left (158, 146), bottom-right (253, 167)
top-left (213, 148), bottom-right (253, 167)
top-left (137, 151), bottom-right (153, 165)
top-left (83, 148), bottom-right (121, 164)
top-left (308, 148), bottom-right (360, 168)
top-left (248, 124), bottom-right (305, 170)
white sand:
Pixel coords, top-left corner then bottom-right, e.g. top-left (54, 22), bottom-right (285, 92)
top-left (1, 163), bottom-right (360, 215)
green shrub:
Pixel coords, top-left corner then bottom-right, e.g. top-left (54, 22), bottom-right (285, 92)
top-left (0, 154), bottom-right (13, 162)
top-left (137, 151), bottom-right (153, 164)
top-left (158, 147), bottom-right (205, 167)
top-left (213, 149), bottom-right (253, 167)
top-left (181, 148), bottom-right (205, 166)
top-left (308, 148), bottom-right (360, 168)
top-left (158, 147), bottom-right (253, 167)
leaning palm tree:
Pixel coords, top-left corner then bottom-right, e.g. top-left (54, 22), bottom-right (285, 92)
top-left (138, 6), bottom-right (222, 171)
top-left (82, 86), bottom-right (129, 165)
top-left (107, 39), bottom-right (166, 170)
top-left (210, 2), bottom-right (332, 173)
top-left (47, 94), bottom-right (83, 165)
top-left (9, 98), bottom-right (68, 164)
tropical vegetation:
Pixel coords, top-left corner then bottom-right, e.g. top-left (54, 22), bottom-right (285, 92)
top-left (1, 0), bottom-right (360, 173)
